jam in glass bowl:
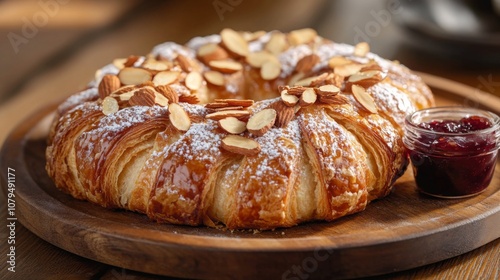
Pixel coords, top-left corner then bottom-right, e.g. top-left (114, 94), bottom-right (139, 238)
top-left (403, 107), bottom-right (500, 198)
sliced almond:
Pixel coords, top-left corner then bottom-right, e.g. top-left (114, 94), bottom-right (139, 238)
top-left (319, 94), bottom-right (350, 105)
top-left (260, 60), bottom-right (281, 80)
top-left (295, 54), bottom-right (320, 73)
top-left (346, 71), bottom-right (385, 90)
top-left (203, 71), bottom-right (225, 86)
top-left (102, 96), bottom-right (119, 115)
top-left (299, 88), bottom-right (317, 106)
top-left (360, 61), bottom-right (383, 72)
top-left (294, 74), bottom-right (322, 87)
top-left (246, 109), bottom-right (276, 136)
top-left (316, 85), bottom-right (340, 96)
top-left (348, 71), bottom-right (379, 83)
top-left (185, 72), bottom-right (203, 91)
top-left (156, 85), bottom-right (179, 103)
top-left (213, 106), bottom-right (244, 112)
top-left (265, 32), bottom-right (288, 55)
top-left (214, 99), bottom-right (254, 107)
top-left (98, 74), bottom-right (121, 99)
top-left (220, 28), bottom-right (249, 57)
top-left (142, 59), bottom-right (169, 71)
top-left (288, 72), bottom-right (305, 86)
top-left (113, 58), bottom-right (127, 69)
top-left (178, 94), bottom-right (200, 104)
top-left (328, 56), bottom-right (354, 68)
top-left (241, 30), bottom-right (266, 41)
top-left (219, 117), bottom-right (247, 134)
top-left (354, 42), bottom-right (370, 57)
top-left (129, 88), bottom-right (156, 106)
top-left (154, 92), bottom-right (170, 107)
top-left (209, 60), bottom-right (243, 73)
top-left (169, 103), bottom-right (191, 131)
top-left (110, 85), bottom-right (137, 100)
top-left (175, 55), bottom-right (193, 72)
top-left (334, 63), bottom-right (364, 77)
top-left (280, 89), bottom-right (299, 106)
top-left (118, 67), bottom-right (153, 85)
top-left (205, 102), bottom-right (229, 109)
top-left (288, 28), bottom-right (317, 46)
top-left (221, 135), bottom-right (261, 156)
top-left (352, 85), bottom-right (377, 113)
top-left (246, 51), bottom-right (278, 68)
top-left (197, 43), bottom-right (229, 63)
top-left (285, 86), bottom-right (307, 96)
top-left (153, 71), bottom-right (180, 86)
top-left (206, 110), bottom-right (250, 121)
top-left (123, 55), bottom-right (140, 67)
top-left (267, 101), bottom-right (295, 128)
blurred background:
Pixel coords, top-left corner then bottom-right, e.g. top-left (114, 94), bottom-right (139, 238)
top-left (0, 0), bottom-right (499, 104)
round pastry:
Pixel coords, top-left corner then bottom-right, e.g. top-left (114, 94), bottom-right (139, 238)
top-left (46, 28), bottom-right (434, 230)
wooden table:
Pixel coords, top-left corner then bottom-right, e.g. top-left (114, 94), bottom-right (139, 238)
top-left (1, 1), bottom-right (499, 279)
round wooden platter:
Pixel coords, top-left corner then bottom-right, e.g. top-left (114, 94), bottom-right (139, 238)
top-left (1, 74), bottom-right (500, 280)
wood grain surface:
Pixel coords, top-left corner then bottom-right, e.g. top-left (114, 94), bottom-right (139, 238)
top-left (1, 78), bottom-right (499, 279)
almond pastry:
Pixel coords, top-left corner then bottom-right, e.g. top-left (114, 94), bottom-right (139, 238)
top-left (46, 29), bottom-right (434, 230)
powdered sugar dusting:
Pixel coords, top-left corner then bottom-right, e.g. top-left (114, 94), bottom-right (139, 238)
top-left (58, 88), bottom-right (98, 114)
top-left (186, 35), bottom-right (221, 51)
top-left (168, 121), bottom-right (222, 162)
top-left (151, 42), bottom-right (195, 60)
top-left (279, 45), bottom-right (312, 78)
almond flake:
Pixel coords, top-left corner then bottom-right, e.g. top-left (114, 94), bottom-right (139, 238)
top-left (205, 110), bottom-right (250, 121)
top-left (185, 72), bottom-right (203, 91)
top-left (346, 71), bottom-right (385, 90)
top-left (156, 85), bottom-right (179, 103)
top-left (154, 92), bottom-right (170, 107)
top-left (153, 71), bottom-right (180, 86)
top-left (214, 99), bottom-right (254, 107)
top-left (209, 60), bottom-right (243, 73)
top-left (246, 51), bottom-right (278, 68)
top-left (102, 96), bottom-right (119, 115)
top-left (219, 117), bottom-right (247, 134)
top-left (299, 88), bottom-right (317, 106)
top-left (220, 28), bottom-right (249, 57)
top-left (295, 54), bottom-right (320, 73)
top-left (328, 56), bottom-right (354, 68)
top-left (221, 135), bottom-right (261, 156)
top-left (294, 75), bottom-right (322, 87)
top-left (123, 55), bottom-right (140, 67)
top-left (280, 89), bottom-right (299, 106)
top-left (334, 64), bottom-right (364, 77)
top-left (98, 74), bottom-right (121, 99)
top-left (175, 55), bottom-right (193, 72)
top-left (260, 60), bottom-right (281, 80)
top-left (348, 71), bottom-right (379, 83)
top-left (178, 94), bottom-right (200, 104)
top-left (203, 71), bottom-right (225, 86)
top-left (169, 103), bottom-right (191, 131)
top-left (246, 108), bottom-right (276, 136)
top-left (288, 28), bottom-right (317, 45)
top-left (360, 62), bottom-right (383, 72)
top-left (316, 84), bottom-right (340, 96)
top-left (288, 72), bottom-right (305, 86)
top-left (110, 85), bottom-right (136, 100)
top-left (354, 42), bottom-right (370, 57)
top-left (118, 67), bottom-right (153, 85)
top-left (113, 58), bottom-right (127, 69)
top-left (241, 30), bottom-right (266, 41)
top-left (265, 32), bottom-right (288, 55)
top-left (352, 85), bottom-right (377, 113)
top-left (129, 88), bottom-right (156, 106)
top-left (285, 86), bottom-right (307, 96)
top-left (205, 102), bottom-right (230, 109)
top-left (213, 106), bottom-right (244, 112)
top-left (267, 101), bottom-right (295, 128)
top-left (142, 59), bottom-right (169, 71)
top-left (319, 94), bottom-right (349, 105)
top-left (197, 43), bottom-right (229, 63)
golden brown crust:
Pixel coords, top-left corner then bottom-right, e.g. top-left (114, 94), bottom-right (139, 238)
top-left (46, 29), bottom-right (434, 230)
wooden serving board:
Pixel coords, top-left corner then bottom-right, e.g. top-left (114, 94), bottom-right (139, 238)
top-left (1, 74), bottom-right (499, 280)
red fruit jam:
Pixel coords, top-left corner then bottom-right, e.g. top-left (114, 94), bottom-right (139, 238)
top-left (404, 107), bottom-right (500, 198)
